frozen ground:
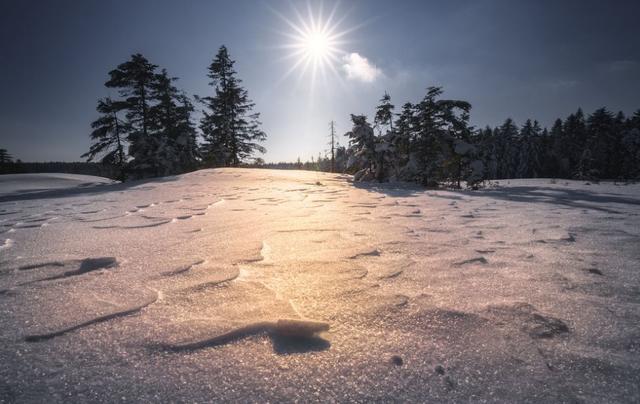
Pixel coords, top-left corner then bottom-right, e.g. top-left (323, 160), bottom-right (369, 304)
top-left (0, 169), bottom-right (639, 402)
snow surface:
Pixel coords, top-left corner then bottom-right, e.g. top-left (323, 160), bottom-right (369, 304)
top-left (0, 170), bottom-right (639, 402)
top-left (0, 173), bottom-right (115, 198)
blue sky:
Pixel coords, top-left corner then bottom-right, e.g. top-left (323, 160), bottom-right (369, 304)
top-left (1, 0), bottom-right (639, 162)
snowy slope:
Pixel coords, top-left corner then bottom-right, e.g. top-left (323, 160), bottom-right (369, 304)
top-left (0, 169), bottom-right (639, 402)
top-left (0, 173), bottom-right (115, 199)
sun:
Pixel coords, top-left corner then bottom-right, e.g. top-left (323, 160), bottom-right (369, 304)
top-left (303, 29), bottom-right (331, 60)
top-left (271, 3), bottom-right (357, 88)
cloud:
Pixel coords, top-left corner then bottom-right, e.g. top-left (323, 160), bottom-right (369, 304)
top-left (607, 60), bottom-right (639, 73)
top-left (544, 78), bottom-right (579, 90)
top-left (342, 53), bottom-right (382, 83)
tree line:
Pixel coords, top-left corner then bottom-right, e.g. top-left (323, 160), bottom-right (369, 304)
top-left (84, 45), bottom-right (266, 180)
top-left (340, 88), bottom-right (640, 187)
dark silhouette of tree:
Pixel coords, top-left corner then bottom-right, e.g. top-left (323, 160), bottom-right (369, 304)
top-left (621, 110), bottom-right (640, 179)
top-left (563, 108), bottom-right (588, 174)
top-left (0, 148), bottom-right (13, 164)
top-left (374, 91), bottom-right (394, 135)
top-left (106, 54), bottom-right (158, 139)
top-left (86, 53), bottom-right (199, 179)
top-left (516, 119), bottom-right (543, 178)
top-left (105, 54), bottom-right (161, 177)
top-left (411, 87), bottom-right (472, 185)
top-left (150, 69), bottom-right (199, 175)
top-left (82, 97), bottom-right (128, 179)
top-left (493, 118), bottom-right (519, 179)
top-left (199, 45), bottom-right (266, 167)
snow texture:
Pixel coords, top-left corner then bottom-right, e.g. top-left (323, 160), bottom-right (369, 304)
top-left (1, 170), bottom-right (639, 402)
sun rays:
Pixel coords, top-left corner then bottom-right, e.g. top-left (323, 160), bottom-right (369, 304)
top-left (270, 2), bottom-right (363, 91)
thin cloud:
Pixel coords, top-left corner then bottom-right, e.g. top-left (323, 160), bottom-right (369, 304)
top-left (342, 52), bottom-right (382, 82)
top-left (607, 60), bottom-right (638, 73)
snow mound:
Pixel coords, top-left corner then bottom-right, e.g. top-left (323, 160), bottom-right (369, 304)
top-left (0, 173), bottom-right (115, 198)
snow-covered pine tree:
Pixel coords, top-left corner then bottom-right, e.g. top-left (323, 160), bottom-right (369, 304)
top-left (392, 102), bottom-right (416, 177)
top-left (199, 45), bottom-right (266, 167)
top-left (374, 92), bottom-right (394, 135)
top-left (345, 114), bottom-right (376, 181)
top-left (334, 144), bottom-right (347, 173)
top-left (475, 126), bottom-right (497, 180)
top-left (412, 87), bottom-right (471, 186)
top-left (374, 130), bottom-right (395, 182)
top-left (373, 92), bottom-right (397, 180)
top-left (82, 97), bottom-right (129, 179)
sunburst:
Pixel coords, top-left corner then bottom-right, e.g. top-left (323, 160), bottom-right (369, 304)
top-left (271, 2), bottom-right (359, 89)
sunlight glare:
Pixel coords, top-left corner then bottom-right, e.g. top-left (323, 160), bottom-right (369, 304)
top-left (272, 2), bottom-right (355, 90)
top-left (304, 29), bottom-right (331, 60)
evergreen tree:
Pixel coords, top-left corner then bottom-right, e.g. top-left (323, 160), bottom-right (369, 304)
top-left (105, 53), bottom-right (160, 176)
top-left (150, 69), bottom-right (199, 175)
top-left (475, 126), bottom-right (497, 180)
top-left (0, 149), bottom-right (13, 164)
top-left (563, 108), bottom-right (587, 172)
top-left (538, 127), bottom-right (552, 177)
top-left (82, 97), bottom-right (129, 178)
top-left (547, 118), bottom-right (568, 177)
top-left (494, 118), bottom-right (519, 179)
top-left (621, 110), bottom-right (640, 179)
top-left (585, 107), bottom-right (616, 178)
top-left (411, 87), bottom-right (471, 186)
top-left (374, 92), bottom-right (394, 135)
top-left (200, 45), bottom-right (266, 167)
top-left (516, 119), bottom-right (543, 178)
top-left (106, 54), bottom-right (158, 139)
top-left (392, 102), bottom-right (416, 174)
top-left (345, 114), bottom-right (376, 180)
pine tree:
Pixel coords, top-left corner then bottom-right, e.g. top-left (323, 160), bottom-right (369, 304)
top-left (585, 108), bottom-right (616, 178)
top-left (105, 53), bottom-right (160, 177)
top-left (547, 118), bottom-right (568, 177)
top-left (564, 108), bottom-right (587, 172)
top-left (516, 119), bottom-right (543, 178)
top-left (0, 149), bottom-right (12, 163)
top-left (392, 102), bottom-right (416, 175)
top-left (621, 110), bottom-right (640, 179)
top-left (150, 69), bottom-right (198, 175)
top-left (200, 45), bottom-right (266, 167)
top-left (345, 114), bottom-right (376, 180)
top-left (412, 87), bottom-right (471, 186)
top-left (494, 118), bottom-right (519, 179)
top-left (106, 54), bottom-right (158, 139)
top-left (82, 97), bottom-right (128, 178)
top-left (374, 92), bottom-right (395, 135)
top-left (475, 126), bottom-right (497, 180)
top-left (0, 149), bottom-right (13, 164)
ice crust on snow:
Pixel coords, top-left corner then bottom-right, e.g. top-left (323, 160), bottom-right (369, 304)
top-left (0, 170), bottom-right (639, 402)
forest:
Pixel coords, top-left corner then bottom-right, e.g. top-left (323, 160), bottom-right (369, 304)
top-left (2, 47), bottom-right (638, 186)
